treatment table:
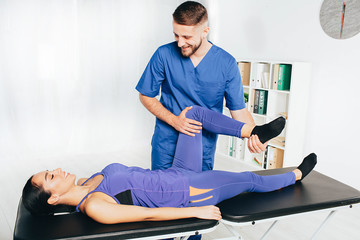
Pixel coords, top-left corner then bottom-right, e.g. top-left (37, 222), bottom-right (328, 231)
top-left (217, 167), bottom-right (360, 239)
top-left (14, 168), bottom-right (360, 240)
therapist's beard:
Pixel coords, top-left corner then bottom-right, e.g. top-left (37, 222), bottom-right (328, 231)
top-left (181, 38), bottom-right (202, 57)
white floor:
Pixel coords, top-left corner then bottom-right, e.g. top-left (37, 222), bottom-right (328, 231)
top-left (2, 151), bottom-right (360, 239)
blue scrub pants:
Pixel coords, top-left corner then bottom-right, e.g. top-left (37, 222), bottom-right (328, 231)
top-left (170, 106), bottom-right (296, 206)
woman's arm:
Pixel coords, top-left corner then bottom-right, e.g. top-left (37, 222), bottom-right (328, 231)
top-left (85, 198), bottom-right (221, 224)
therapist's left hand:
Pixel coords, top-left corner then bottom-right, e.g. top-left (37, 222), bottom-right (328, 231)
top-left (247, 135), bottom-right (267, 153)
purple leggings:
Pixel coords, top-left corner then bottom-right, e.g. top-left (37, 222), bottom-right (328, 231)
top-left (170, 106), bottom-right (295, 206)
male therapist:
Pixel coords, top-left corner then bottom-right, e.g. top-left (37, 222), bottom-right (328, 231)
top-left (136, 1), bottom-right (266, 172)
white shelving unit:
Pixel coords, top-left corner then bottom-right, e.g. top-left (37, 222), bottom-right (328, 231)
top-left (216, 60), bottom-right (311, 170)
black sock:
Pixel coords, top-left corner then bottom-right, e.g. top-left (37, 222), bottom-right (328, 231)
top-left (297, 153), bottom-right (317, 181)
top-left (250, 117), bottom-right (286, 144)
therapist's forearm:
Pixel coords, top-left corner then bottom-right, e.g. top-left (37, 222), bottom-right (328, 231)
top-left (139, 93), bottom-right (177, 127)
top-left (230, 108), bottom-right (255, 125)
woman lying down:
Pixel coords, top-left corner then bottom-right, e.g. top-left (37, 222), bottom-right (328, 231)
top-left (22, 106), bottom-right (317, 224)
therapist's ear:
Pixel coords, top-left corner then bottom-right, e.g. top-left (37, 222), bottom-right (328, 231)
top-left (202, 26), bottom-right (210, 39)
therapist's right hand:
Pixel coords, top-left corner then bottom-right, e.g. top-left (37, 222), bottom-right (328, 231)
top-left (172, 106), bottom-right (202, 137)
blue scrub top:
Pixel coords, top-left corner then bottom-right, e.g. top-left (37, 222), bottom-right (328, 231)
top-left (136, 41), bottom-right (245, 167)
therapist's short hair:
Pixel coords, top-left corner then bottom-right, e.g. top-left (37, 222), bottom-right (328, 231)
top-left (173, 1), bottom-right (208, 26)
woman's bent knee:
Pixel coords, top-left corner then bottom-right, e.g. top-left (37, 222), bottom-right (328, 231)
top-left (185, 105), bottom-right (202, 120)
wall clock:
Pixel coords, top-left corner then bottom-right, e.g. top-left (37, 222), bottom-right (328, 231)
top-left (320, 0), bottom-right (360, 39)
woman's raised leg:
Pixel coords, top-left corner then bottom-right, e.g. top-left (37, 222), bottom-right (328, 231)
top-left (171, 106), bottom-right (286, 172)
top-left (171, 106), bottom-right (246, 172)
top-left (179, 106), bottom-right (285, 142)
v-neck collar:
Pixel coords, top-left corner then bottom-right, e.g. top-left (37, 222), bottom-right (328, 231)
top-left (188, 43), bottom-right (214, 70)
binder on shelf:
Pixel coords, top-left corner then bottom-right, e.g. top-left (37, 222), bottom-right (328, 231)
top-left (277, 64), bottom-right (292, 91)
top-left (250, 76), bottom-right (256, 88)
top-left (263, 147), bottom-right (268, 169)
top-left (258, 90), bottom-right (268, 115)
top-left (262, 72), bottom-right (270, 89)
top-left (267, 146), bottom-right (284, 169)
top-left (250, 89), bottom-right (256, 112)
top-left (256, 62), bottom-right (270, 88)
top-left (270, 136), bottom-right (286, 148)
top-left (272, 64), bottom-right (279, 90)
top-left (263, 150), bottom-right (267, 169)
top-left (251, 90), bottom-right (268, 115)
top-left (238, 62), bottom-right (251, 86)
top-left (218, 136), bottom-right (245, 159)
top-left (229, 137), bottom-right (233, 156)
top-left (234, 138), bottom-right (245, 159)
top-left (253, 90), bottom-right (260, 113)
top-left (217, 135), bottom-right (230, 156)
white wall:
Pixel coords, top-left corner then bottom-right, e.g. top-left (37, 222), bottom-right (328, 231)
top-left (0, 0), bottom-right (182, 166)
top-left (209, 0), bottom-right (360, 189)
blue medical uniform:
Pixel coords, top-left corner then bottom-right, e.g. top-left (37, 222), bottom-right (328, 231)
top-left (136, 41), bottom-right (245, 171)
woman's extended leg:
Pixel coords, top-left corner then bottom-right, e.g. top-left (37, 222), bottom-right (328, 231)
top-left (189, 171), bottom-right (296, 207)
top-left (186, 153), bottom-right (317, 206)
top-left (187, 170), bottom-right (296, 206)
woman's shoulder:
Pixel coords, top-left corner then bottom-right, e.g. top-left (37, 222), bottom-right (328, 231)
top-left (82, 191), bottom-right (117, 212)
top-left (102, 163), bottom-right (127, 173)
top-left (81, 194), bottom-right (105, 217)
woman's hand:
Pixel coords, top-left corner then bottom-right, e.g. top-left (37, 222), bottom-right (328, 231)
top-left (194, 205), bottom-right (222, 220)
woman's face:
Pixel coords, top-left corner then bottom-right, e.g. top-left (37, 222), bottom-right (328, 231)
top-left (32, 168), bottom-right (76, 198)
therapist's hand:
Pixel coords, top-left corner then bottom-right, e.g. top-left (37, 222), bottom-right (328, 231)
top-left (172, 106), bottom-right (202, 137)
top-left (247, 135), bottom-right (267, 153)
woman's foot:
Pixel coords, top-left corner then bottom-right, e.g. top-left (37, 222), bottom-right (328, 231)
top-left (296, 153), bottom-right (317, 181)
top-left (250, 117), bottom-right (286, 144)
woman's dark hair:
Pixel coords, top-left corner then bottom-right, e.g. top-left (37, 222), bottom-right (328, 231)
top-left (22, 176), bottom-right (74, 215)
top-left (173, 1), bottom-right (208, 26)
